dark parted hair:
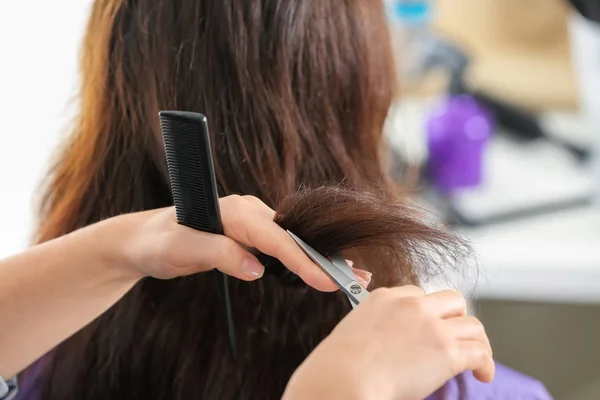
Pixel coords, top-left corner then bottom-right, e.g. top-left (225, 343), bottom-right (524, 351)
top-left (28, 0), bottom-right (467, 399)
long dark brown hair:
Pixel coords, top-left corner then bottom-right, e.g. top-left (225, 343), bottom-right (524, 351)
top-left (28, 1), bottom-right (467, 399)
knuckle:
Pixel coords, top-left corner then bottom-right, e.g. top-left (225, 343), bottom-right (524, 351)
top-left (231, 194), bottom-right (246, 208)
top-left (452, 291), bottom-right (468, 309)
top-left (213, 236), bottom-right (240, 261)
top-left (222, 197), bottom-right (245, 224)
top-left (369, 287), bottom-right (392, 303)
top-left (269, 239), bottom-right (283, 259)
top-left (243, 195), bottom-right (276, 218)
top-left (468, 316), bottom-right (486, 335)
top-left (480, 345), bottom-right (489, 360)
top-left (445, 289), bottom-right (466, 302)
top-left (242, 195), bottom-right (260, 204)
top-left (428, 319), bottom-right (448, 346)
top-left (474, 343), bottom-right (489, 364)
top-left (440, 289), bottom-right (468, 315)
top-left (223, 194), bottom-right (245, 209)
top-left (408, 284), bottom-right (426, 292)
top-left (402, 284), bottom-right (426, 296)
top-left (404, 296), bottom-right (427, 314)
top-left (443, 342), bottom-right (462, 370)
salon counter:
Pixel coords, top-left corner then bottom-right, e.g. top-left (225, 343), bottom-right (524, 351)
top-left (453, 203), bottom-right (600, 304)
top-left (461, 204), bottom-right (600, 399)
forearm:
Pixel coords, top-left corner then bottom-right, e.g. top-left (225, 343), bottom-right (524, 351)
top-left (0, 220), bottom-right (140, 378)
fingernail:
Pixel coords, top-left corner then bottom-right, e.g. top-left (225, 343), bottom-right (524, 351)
top-left (241, 257), bottom-right (264, 279)
top-left (345, 259), bottom-right (354, 267)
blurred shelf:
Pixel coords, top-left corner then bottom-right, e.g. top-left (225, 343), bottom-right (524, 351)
top-left (453, 204), bottom-right (600, 304)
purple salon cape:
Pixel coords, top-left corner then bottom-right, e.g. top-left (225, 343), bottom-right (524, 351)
top-left (427, 362), bottom-right (552, 400)
top-left (16, 360), bottom-right (552, 400)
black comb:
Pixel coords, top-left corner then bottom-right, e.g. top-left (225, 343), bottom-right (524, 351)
top-left (159, 110), bottom-right (237, 358)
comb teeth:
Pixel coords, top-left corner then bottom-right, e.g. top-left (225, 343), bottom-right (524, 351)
top-left (159, 112), bottom-right (220, 233)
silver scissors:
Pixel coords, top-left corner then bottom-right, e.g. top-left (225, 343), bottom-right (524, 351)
top-left (287, 230), bottom-right (369, 308)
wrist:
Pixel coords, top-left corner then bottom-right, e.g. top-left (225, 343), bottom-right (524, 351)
top-left (76, 216), bottom-right (146, 283)
top-left (283, 359), bottom-right (370, 400)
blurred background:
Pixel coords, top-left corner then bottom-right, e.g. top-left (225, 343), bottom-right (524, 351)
top-left (0, 0), bottom-right (599, 398)
top-left (384, 1), bottom-right (600, 398)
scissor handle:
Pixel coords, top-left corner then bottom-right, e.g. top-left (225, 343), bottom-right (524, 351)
top-left (330, 254), bottom-right (370, 307)
top-left (342, 281), bottom-right (369, 307)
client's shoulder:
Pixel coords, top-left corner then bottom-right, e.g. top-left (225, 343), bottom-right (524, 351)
top-left (427, 362), bottom-right (553, 400)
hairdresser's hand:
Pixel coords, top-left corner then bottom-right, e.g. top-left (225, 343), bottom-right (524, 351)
top-left (283, 286), bottom-right (494, 400)
top-left (108, 195), bottom-right (366, 291)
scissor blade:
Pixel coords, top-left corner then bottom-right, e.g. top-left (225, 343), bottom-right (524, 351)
top-left (330, 254), bottom-right (357, 281)
top-left (287, 230), bottom-right (354, 288)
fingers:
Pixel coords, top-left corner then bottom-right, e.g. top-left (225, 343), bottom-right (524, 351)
top-left (445, 316), bottom-right (492, 357)
top-left (425, 290), bottom-right (467, 318)
top-left (220, 195), bottom-right (338, 292)
top-left (456, 341), bottom-right (496, 383)
top-left (175, 232), bottom-right (266, 281)
top-left (240, 196), bottom-right (343, 289)
top-left (444, 315), bottom-right (494, 383)
top-left (346, 259), bottom-right (372, 288)
top-left (351, 266), bottom-right (372, 288)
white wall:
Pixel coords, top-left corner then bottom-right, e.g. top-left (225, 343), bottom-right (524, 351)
top-left (0, 1), bottom-right (92, 257)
